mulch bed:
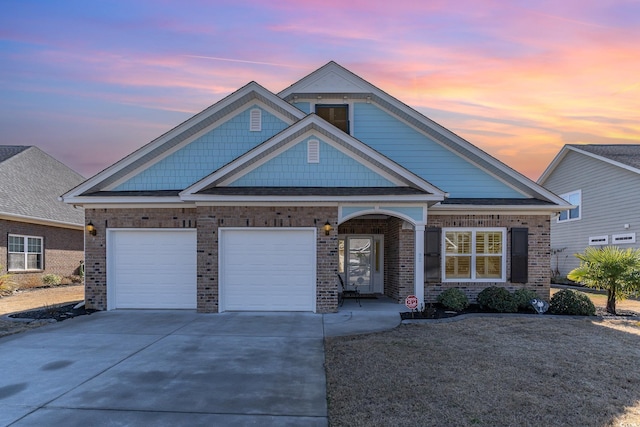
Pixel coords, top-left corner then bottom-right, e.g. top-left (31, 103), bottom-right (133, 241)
top-left (400, 303), bottom-right (640, 320)
top-left (9, 302), bottom-right (97, 322)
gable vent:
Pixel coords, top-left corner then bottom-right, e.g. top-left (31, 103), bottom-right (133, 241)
top-left (250, 108), bottom-right (261, 131)
top-left (307, 139), bottom-right (320, 163)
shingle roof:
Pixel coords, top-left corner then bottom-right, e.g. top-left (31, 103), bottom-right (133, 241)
top-left (196, 187), bottom-right (430, 196)
top-left (85, 187), bottom-right (428, 197)
top-left (0, 146), bottom-right (85, 226)
top-left (441, 198), bottom-right (556, 206)
top-left (0, 145), bottom-right (29, 163)
top-left (570, 144), bottom-right (640, 170)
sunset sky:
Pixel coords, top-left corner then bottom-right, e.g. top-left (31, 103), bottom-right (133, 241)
top-left (1, 0), bottom-right (638, 180)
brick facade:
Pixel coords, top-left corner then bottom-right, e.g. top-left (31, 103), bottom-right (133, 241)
top-left (339, 217), bottom-right (415, 303)
top-left (83, 208), bottom-right (550, 312)
top-left (84, 206), bottom-right (338, 313)
top-left (83, 208), bottom-right (198, 310)
top-left (0, 219), bottom-right (84, 285)
top-left (340, 213), bottom-right (551, 304)
top-left (425, 214), bottom-right (551, 302)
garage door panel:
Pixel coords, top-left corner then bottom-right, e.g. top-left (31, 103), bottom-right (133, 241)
top-left (221, 229), bottom-right (316, 312)
top-left (109, 230), bottom-right (197, 309)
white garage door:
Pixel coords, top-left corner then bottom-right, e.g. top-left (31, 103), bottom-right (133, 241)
top-left (108, 229), bottom-right (197, 309)
top-left (220, 228), bottom-right (316, 312)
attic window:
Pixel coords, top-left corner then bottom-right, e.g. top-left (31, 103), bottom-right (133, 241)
top-left (308, 139), bottom-right (320, 163)
top-left (316, 104), bottom-right (349, 133)
top-left (250, 108), bottom-right (261, 131)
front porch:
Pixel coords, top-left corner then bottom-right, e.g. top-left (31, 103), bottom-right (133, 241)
top-left (337, 293), bottom-right (410, 313)
top-left (337, 213), bottom-right (425, 305)
top-left (324, 293), bottom-right (409, 336)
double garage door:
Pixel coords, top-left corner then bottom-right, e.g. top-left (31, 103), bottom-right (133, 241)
top-left (107, 228), bottom-right (316, 311)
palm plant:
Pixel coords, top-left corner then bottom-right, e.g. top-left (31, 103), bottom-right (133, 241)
top-left (567, 246), bottom-right (640, 314)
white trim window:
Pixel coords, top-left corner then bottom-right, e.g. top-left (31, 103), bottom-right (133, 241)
top-left (8, 234), bottom-right (43, 271)
top-left (443, 228), bottom-right (506, 282)
top-left (558, 190), bottom-right (581, 222)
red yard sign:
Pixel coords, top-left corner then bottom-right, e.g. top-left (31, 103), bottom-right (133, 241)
top-left (405, 295), bottom-right (418, 310)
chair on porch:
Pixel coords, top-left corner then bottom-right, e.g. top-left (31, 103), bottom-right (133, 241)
top-left (337, 273), bottom-right (360, 307)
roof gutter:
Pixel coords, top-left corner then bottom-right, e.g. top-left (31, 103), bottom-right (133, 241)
top-left (0, 213), bottom-right (84, 230)
top-left (430, 204), bottom-right (576, 215)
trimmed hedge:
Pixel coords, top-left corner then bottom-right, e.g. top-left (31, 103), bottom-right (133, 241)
top-left (437, 288), bottom-right (469, 312)
top-left (477, 286), bottom-right (518, 313)
top-left (513, 289), bottom-right (539, 312)
top-left (549, 289), bottom-right (596, 316)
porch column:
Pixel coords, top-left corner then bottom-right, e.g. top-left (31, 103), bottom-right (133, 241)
top-left (414, 225), bottom-right (425, 305)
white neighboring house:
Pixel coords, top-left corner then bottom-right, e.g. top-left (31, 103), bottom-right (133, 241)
top-left (538, 144), bottom-right (640, 279)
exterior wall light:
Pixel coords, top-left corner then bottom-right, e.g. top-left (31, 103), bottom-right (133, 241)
top-left (324, 220), bottom-right (333, 236)
top-left (86, 221), bottom-right (96, 236)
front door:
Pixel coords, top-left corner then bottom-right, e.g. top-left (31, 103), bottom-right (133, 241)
top-left (347, 237), bottom-right (372, 293)
top-left (339, 235), bottom-right (384, 294)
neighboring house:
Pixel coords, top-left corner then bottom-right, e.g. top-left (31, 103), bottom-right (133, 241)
top-left (538, 144), bottom-right (640, 279)
top-left (62, 62), bottom-right (569, 313)
top-left (0, 146), bottom-right (85, 285)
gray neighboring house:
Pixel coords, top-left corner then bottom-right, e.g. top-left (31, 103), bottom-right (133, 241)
top-left (0, 146), bottom-right (85, 285)
top-left (538, 144), bottom-right (640, 279)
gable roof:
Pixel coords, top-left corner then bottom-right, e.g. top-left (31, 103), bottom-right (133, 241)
top-left (0, 146), bottom-right (84, 228)
top-left (281, 62), bottom-right (567, 206)
top-left (64, 81), bottom-right (306, 199)
top-left (181, 114), bottom-right (445, 203)
top-left (538, 144), bottom-right (640, 184)
top-left (63, 62), bottom-right (570, 210)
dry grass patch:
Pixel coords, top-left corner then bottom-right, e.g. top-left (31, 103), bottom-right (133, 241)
top-left (325, 318), bottom-right (640, 427)
top-left (0, 318), bottom-right (51, 338)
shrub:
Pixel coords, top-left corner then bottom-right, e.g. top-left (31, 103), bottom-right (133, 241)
top-left (437, 288), bottom-right (469, 311)
top-left (42, 274), bottom-right (62, 286)
top-left (0, 267), bottom-right (18, 295)
top-left (21, 276), bottom-right (44, 289)
top-left (477, 286), bottom-right (518, 313)
top-left (549, 289), bottom-right (596, 316)
top-left (513, 289), bottom-right (539, 312)
top-left (68, 275), bottom-right (83, 284)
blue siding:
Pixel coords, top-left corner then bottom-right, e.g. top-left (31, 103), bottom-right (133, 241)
top-left (385, 207), bottom-right (423, 222)
top-left (293, 102), bottom-right (311, 114)
top-left (341, 206), bottom-right (375, 219)
top-left (341, 206), bottom-right (423, 223)
top-left (353, 103), bottom-right (523, 198)
top-left (229, 137), bottom-right (395, 187)
top-left (114, 106), bottom-right (288, 190)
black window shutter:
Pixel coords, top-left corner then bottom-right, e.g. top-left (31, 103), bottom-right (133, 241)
top-left (424, 227), bottom-right (441, 282)
top-left (511, 228), bottom-right (528, 283)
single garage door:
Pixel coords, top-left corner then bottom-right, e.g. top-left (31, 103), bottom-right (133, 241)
top-left (108, 229), bottom-right (197, 309)
top-left (220, 228), bottom-right (316, 312)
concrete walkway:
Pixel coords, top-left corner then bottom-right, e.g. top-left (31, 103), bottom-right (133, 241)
top-left (323, 295), bottom-right (405, 337)
top-left (0, 301), bottom-right (405, 426)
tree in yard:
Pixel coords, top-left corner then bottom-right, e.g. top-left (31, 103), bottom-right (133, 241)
top-left (567, 246), bottom-right (640, 315)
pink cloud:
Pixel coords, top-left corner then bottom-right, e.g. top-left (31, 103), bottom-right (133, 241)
top-left (3, 0), bottom-right (639, 180)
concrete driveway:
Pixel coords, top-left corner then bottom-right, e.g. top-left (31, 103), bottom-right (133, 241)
top-left (0, 311), bottom-right (328, 426)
